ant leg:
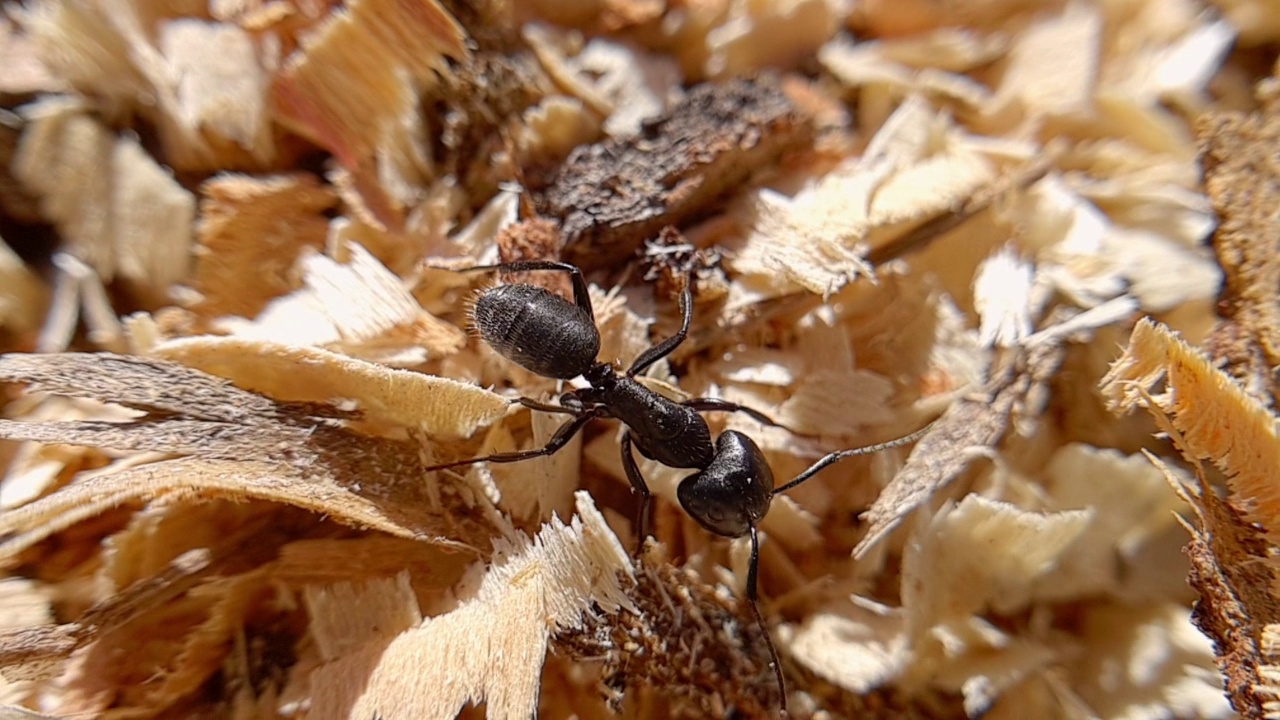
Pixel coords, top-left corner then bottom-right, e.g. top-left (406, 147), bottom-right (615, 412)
top-left (424, 411), bottom-right (595, 472)
top-left (626, 271), bottom-right (694, 377)
top-left (463, 260), bottom-right (594, 324)
top-left (619, 430), bottom-right (653, 556)
top-left (747, 525), bottom-right (788, 715)
top-left (681, 397), bottom-right (787, 429)
top-left (773, 423), bottom-right (932, 494)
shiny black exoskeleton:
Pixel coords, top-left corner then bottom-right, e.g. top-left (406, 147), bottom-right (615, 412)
top-left (427, 260), bottom-right (928, 715)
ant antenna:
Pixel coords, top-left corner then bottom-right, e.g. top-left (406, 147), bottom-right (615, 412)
top-left (746, 524), bottom-right (787, 716)
top-left (740, 421), bottom-right (932, 713)
top-left (773, 423), bottom-right (933, 495)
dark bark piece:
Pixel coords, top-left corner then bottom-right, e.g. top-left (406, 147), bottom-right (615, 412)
top-left (537, 75), bottom-right (813, 271)
top-left (1198, 78), bottom-right (1280, 408)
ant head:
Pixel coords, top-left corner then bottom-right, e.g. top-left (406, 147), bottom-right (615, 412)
top-left (676, 430), bottom-right (773, 539)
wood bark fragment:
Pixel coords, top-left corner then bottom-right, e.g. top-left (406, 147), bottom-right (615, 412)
top-left (1103, 318), bottom-right (1280, 717)
top-left (538, 76), bottom-right (814, 271)
top-left (1199, 74), bottom-right (1280, 408)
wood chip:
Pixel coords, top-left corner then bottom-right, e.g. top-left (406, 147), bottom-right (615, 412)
top-left (1200, 84), bottom-right (1280, 406)
top-left (270, 0), bottom-right (468, 224)
top-left (309, 492), bottom-right (631, 720)
top-left (13, 100), bottom-right (194, 293)
top-left (191, 173), bottom-right (336, 320)
top-left (541, 76), bottom-right (813, 270)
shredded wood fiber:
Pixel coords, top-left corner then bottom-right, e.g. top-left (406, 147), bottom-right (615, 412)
top-left (0, 0), bottom-right (1272, 718)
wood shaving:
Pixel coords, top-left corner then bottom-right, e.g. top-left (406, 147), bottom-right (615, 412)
top-left (190, 173), bottom-right (336, 320)
top-left (12, 100), bottom-right (195, 292)
top-left (148, 339), bottom-right (507, 437)
top-left (787, 602), bottom-right (908, 694)
top-left (0, 1), bottom-right (1266, 717)
top-left (309, 492), bottom-right (631, 720)
top-left (1102, 317), bottom-right (1280, 717)
top-left (270, 0), bottom-right (469, 223)
top-left (973, 246), bottom-right (1037, 348)
top-left (215, 242), bottom-right (466, 365)
top-left (156, 18), bottom-right (275, 168)
top-left (994, 3), bottom-right (1102, 117)
top-left (1102, 318), bottom-right (1280, 535)
top-left (903, 494), bottom-right (1091, 626)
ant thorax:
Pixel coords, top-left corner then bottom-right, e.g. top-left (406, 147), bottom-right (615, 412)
top-left (602, 376), bottom-right (716, 469)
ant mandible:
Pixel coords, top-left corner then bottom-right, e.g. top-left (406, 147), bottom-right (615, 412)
top-left (425, 259), bottom-right (927, 715)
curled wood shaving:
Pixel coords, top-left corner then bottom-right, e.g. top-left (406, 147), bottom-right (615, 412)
top-left (191, 173), bottom-right (336, 320)
top-left (0, 353), bottom-right (501, 561)
top-left (12, 100), bottom-right (194, 292)
top-left (0, 352), bottom-right (287, 422)
top-left (270, 0), bottom-right (468, 221)
top-left (150, 338), bottom-right (506, 437)
top-left (215, 242), bottom-right (466, 365)
top-left (1102, 318), bottom-right (1280, 535)
top-left (1103, 318), bottom-right (1280, 717)
top-left (308, 492), bottom-right (631, 720)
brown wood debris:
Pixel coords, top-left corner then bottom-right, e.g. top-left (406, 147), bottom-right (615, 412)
top-left (537, 75), bottom-right (814, 271)
top-left (1103, 318), bottom-right (1280, 718)
top-left (1200, 69), bottom-right (1280, 408)
top-left (0, 0), bottom-right (1274, 718)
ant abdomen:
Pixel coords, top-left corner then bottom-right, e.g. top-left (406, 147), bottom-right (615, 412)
top-left (472, 284), bottom-right (600, 380)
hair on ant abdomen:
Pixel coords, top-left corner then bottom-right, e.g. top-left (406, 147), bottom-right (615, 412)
top-left (471, 283), bottom-right (599, 380)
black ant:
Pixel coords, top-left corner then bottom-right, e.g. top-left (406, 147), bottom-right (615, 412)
top-left (425, 260), bottom-right (927, 715)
